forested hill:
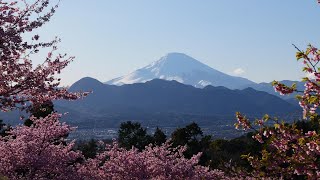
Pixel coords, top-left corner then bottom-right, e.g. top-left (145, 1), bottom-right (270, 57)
top-left (54, 77), bottom-right (301, 128)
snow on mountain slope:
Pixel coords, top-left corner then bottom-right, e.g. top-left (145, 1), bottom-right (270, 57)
top-left (106, 53), bottom-right (255, 89)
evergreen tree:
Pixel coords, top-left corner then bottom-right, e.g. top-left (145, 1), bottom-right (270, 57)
top-left (171, 122), bottom-right (211, 159)
top-left (118, 121), bottom-right (153, 150)
top-left (153, 127), bottom-right (166, 146)
top-left (77, 139), bottom-right (98, 159)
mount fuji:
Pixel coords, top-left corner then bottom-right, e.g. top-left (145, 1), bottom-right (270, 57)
top-left (106, 53), bottom-right (255, 89)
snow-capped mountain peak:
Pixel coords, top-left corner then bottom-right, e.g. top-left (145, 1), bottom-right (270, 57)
top-left (106, 53), bottom-right (254, 89)
top-left (144, 53), bottom-right (213, 75)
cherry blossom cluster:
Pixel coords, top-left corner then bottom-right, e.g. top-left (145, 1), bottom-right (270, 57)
top-left (236, 113), bottom-right (320, 178)
top-left (236, 41), bottom-right (320, 178)
top-left (78, 142), bottom-right (226, 180)
top-left (0, 113), bottom-right (83, 179)
top-left (0, 0), bottom-right (87, 113)
top-left (272, 81), bottom-right (294, 95)
top-left (235, 112), bottom-right (252, 131)
top-left (273, 44), bottom-right (320, 119)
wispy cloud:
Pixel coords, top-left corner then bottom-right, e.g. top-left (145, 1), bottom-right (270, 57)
top-left (233, 68), bottom-right (245, 75)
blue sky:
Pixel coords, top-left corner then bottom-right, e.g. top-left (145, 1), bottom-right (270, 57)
top-left (32, 0), bottom-right (320, 86)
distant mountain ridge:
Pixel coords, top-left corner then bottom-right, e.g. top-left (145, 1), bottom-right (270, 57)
top-left (69, 77), bottom-right (300, 115)
top-left (53, 77), bottom-right (301, 129)
top-left (243, 80), bottom-right (305, 100)
top-left (106, 53), bottom-right (254, 89)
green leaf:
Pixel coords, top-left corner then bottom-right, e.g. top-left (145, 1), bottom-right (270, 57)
top-left (309, 96), bottom-right (317, 104)
top-left (271, 80), bottom-right (278, 86)
top-left (296, 52), bottom-right (305, 60)
top-left (306, 48), bottom-right (311, 55)
top-left (303, 67), bottom-right (310, 72)
top-left (295, 95), bottom-right (302, 100)
top-left (298, 138), bottom-right (305, 145)
top-left (241, 153), bottom-right (250, 159)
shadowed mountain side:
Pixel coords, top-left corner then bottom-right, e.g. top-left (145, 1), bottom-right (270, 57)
top-left (55, 77), bottom-right (301, 129)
